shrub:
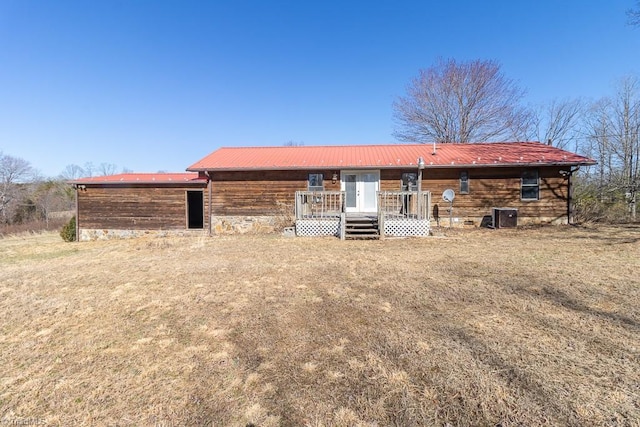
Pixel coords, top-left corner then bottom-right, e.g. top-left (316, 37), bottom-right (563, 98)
top-left (60, 216), bottom-right (76, 242)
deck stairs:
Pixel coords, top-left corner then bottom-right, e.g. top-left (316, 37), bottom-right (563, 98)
top-left (344, 215), bottom-right (380, 240)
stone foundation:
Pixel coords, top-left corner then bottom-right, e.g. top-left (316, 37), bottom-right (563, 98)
top-left (79, 216), bottom-right (293, 240)
top-left (211, 215), bottom-right (290, 235)
top-left (80, 214), bottom-right (568, 240)
top-left (79, 228), bottom-right (206, 241)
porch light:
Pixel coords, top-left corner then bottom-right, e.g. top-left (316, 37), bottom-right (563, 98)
top-left (417, 157), bottom-right (425, 169)
top-left (332, 172), bottom-right (338, 184)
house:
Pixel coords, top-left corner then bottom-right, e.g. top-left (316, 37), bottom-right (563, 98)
top-left (72, 142), bottom-right (595, 241)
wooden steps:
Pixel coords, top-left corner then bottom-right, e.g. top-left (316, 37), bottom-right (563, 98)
top-left (344, 216), bottom-right (380, 240)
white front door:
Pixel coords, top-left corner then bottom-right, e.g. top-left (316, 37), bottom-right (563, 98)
top-left (341, 170), bottom-right (380, 213)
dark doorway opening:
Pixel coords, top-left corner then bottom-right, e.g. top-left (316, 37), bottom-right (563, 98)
top-left (187, 191), bottom-right (204, 229)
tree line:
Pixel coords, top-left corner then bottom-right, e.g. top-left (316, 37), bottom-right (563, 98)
top-left (0, 156), bottom-right (127, 232)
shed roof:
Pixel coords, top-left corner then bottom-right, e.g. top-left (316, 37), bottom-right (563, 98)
top-left (71, 173), bottom-right (207, 185)
top-left (187, 142), bottom-right (596, 171)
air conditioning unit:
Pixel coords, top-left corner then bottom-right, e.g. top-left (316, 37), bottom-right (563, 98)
top-left (492, 208), bottom-right (518, 228)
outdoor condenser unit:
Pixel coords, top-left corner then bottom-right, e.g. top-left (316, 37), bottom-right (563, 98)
top-left (492, 208), bottom-right (518, 228)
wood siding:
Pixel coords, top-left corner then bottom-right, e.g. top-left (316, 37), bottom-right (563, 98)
top-left (78, 184), bottom-right (209, 230)
top-left (382, 167), bottom-right (568, 222)
top-left (210, 170), bottom-right (341, 216)
top-left (211, 167), bottom-right (568, 223)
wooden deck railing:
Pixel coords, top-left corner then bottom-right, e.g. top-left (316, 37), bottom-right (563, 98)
top-left (377, 191), bottom-right (431, 221)
top-left (295, 191), bottom-right (344, 219)
top-left (295, 190), bottom-right (430, 221)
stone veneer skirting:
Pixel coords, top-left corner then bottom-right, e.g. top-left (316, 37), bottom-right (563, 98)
top-left (79, 228), bottom-right (206, 241)
top-left (79, 216), bottom-right (289, 240)
top-left (79, 214), bottom-right (568, 241)
top-left (211, 215), bottom-right (288, 235)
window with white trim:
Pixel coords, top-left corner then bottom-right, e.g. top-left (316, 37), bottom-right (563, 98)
top-left (308, 173), bottom-right (324, 192)
top-left (521, 170), bottom-right (539, 200)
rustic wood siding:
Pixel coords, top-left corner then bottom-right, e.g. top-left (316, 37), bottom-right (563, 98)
top-left (211, 167), bottom-right (568, 222)
top-left (210, 170), bottom-right (340, 216)
top-left (424, 167), bottom-right (567, 222)
top-left (381, 167), bottom-right (567, 222)
top-left (78, 184), bottom-right (209, 230)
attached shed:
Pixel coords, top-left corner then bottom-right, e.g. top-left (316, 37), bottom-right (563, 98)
top-left (72, 173), bottom-right (209, 241)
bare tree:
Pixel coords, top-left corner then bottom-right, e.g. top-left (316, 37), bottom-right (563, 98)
top-left (283, 140), bottom-right (305, 146)
top-left (98, 162), bottom-right (118, 176)
top-left (83, 162), bottom-right (95, 178)
top-left (581, 77), bottom-right (640, 218)
top-left (610, 76), bottom-right (640, 218)
top-left (393, 58), bottom-right (533, 143)
top-left (536, 98), bottom-right (584, 150)
top-left (60, 164), bottom-right (86, 180)
top-left (583, 99), bottom-right (614, 199)
top-left (61, 162), bottom-right (123, 179)
top-left (0, 152), bottom-right (33, 224)
top-left (33, 180), bottom-right (58, 228)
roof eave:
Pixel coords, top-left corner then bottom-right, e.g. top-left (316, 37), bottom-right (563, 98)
top-left (429, 161), bottom-right (597, 168)
top-left (70, 180), bottom-right (208, 185)
top-left (187, 161), bottom-right (596, 172)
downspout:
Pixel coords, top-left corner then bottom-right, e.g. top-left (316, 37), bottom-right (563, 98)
top-left (206, 171), bottom-right (213, 236)
top-left (565, 166), bottom-right (580, 225)
top-left (74, 184), bottom-right (79, 242)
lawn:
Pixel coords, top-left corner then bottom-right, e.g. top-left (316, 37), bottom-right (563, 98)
top-left (0, 226), bottom-right (639, 426)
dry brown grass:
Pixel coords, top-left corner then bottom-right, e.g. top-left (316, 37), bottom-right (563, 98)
top-left (0, 218), bottom-right (68, 238)
top-left (1, 225), bottom-right (639, 426)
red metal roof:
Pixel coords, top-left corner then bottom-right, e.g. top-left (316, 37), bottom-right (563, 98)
top-left (187, 142), bottom-right (596, 171)
top-left (71, 173), bottom-right (207, 185)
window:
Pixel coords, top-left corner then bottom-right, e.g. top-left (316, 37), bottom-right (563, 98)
top-left (308, 173), bottom-right (324, 192)
top-left (521, 170), bottom-right (539, 200)
top-left (460, 171), bottom-right (469, 194)
top-left (401, 172), bottom-right (417, 190)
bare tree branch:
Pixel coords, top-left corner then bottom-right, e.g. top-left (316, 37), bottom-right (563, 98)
top-left (536, 98), bottom-right (584, 149)
top-left (628, 1), bottom-right (640, 26)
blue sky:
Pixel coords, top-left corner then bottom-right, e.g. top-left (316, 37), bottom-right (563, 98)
top-left (1, 0), bottom-right (639, 177)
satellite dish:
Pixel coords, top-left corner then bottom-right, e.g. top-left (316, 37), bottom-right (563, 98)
top-left (442, 189), bottom-right (455, 203)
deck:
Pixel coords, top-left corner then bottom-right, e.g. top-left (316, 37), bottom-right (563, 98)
top-left (294, 191), bottom-right (431, 239)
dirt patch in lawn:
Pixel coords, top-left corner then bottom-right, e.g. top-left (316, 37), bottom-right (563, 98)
top-left (0, 225), bottom-right (638, 426)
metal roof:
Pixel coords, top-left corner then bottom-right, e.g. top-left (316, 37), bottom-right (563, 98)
top-left (187, 142), bottom-right (595, 171)
top-left (71, 173), bottom-right (207, 185)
